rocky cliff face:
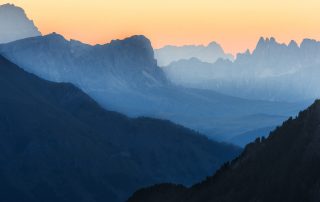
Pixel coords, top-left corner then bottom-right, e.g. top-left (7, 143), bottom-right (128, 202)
top-left (0, 33), bottom-right (166, 89)
top-left (0, 4), bottom-right (41, 44)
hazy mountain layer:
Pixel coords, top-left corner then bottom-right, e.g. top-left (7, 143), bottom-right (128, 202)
top-left (163, 37), bottom-right (320, 102)
top-left (129, 100), bottom-right (320, 202)
top-left (155, 42), bottom-right (233, 66)
top-left (0, 34), bottom-right (309, 145)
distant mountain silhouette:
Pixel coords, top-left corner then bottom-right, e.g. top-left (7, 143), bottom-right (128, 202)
top-left (128, 100), bottom-right (320, 202)
top-left (155, 42), bottom-right (234, 66)
top-left (0, 34), bottom-right (307, 145)
top-left (163, 37), bottom-right (320, 102)
top-left (0, 54), bottom-right (241, 202)
top-left (0, 4), bottom-right (41, 44)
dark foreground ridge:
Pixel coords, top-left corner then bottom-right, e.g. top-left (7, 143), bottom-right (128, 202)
top-left (0, 55), bottom-right (240, 202)
top-left (129, 100), bottom-right (320, 202)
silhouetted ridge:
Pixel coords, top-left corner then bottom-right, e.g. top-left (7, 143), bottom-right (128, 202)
top-left (128, 100), bottom-right (320, 202)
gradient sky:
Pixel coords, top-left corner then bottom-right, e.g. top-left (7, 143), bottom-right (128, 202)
top-left (2, 0), bottom-right (320, 54)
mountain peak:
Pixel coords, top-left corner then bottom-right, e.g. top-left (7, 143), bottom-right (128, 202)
top-left (109, 35), bottom-right (153, 53)
top-left (44, 32), bottom-right (67, 41)
top-left (125, 35), bottom-right (150, 42)
top-left (111, 35), bottom-right (151, 46)
top-left (257, 36), bottom-right (266, 46)
top-left (300, 38), bottom-right (319, 49)
top-left (0, 3), bottom-right (41, 43)
top-left (107, 35), bottom-right (157, 68)
top-left (253, 36), bottom-right (287, 56)
top-left (207, 41), bottom-right (221, 48)
top-left (207, 41), bottom-right (225, 54)
top-left (256, 36), bottom-right (278, 48)
top-left (288, 40), bottom-right (298, 49)
top-left (269, 37), bottom-right (276, 42)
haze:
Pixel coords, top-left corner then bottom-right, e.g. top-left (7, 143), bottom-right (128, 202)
top-left (2, 0), bottom-right (320, 54)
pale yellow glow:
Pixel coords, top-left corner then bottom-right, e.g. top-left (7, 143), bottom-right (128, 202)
top-left (2, 0), bottom-right (320, 54)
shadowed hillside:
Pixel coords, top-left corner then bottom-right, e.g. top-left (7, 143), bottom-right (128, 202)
top-left (0, 55), bottom-right (240, 202)
top-left (129, 100), bottom-right (320, 202)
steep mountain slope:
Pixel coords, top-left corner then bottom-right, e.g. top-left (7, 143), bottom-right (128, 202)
top-left (0, 55), bottom-right (241, 202)
top-left (0, 4), bottom-right (41, 44)
top-left (163, 37), bottom-right (320, 102)
top-left (129, 100), bottom-right (320, 202)
top-left (0, 34), bottom-right (307, 144)
top-left (154, 42), bottom-right (233, 66)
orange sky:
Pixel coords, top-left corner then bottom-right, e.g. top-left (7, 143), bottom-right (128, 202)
top-left (2, 0), bottom-right (320, 54)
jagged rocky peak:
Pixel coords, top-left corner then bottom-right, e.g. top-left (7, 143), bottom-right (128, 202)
top-left (0, 3), bottom-right (41, 43)
top-left (253, 37), bottom-right (268, 54)
top-left (256, 36), bottom-right (266, 47)
top-left (269, 37), bottom-right (276, 43)
top-left (256, 37), bottom-right (320, 51)
top-left (288, 40), bottom-right (299, 49)
top-left (252, 36), bottom-right (294, 57)
top-left (255, 36), bottom-right (279, 50)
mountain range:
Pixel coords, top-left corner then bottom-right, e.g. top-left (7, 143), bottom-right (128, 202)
top-left (128, 100), bottom-right (320, 202)
top-left (0, 54), bottom-right (241, 202)
top-left (0, 33), bottom-right (308, 145)
top-left (154, 42), bottom-right (234, 66)
top-left (0, 3), bottom-right (312, 146)
top-left (163, 37), bottom-right (320, 102)
top-left (0, 4), bottom-right (41, 44)
top-left (1, 3), bottom-right (320, 202)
